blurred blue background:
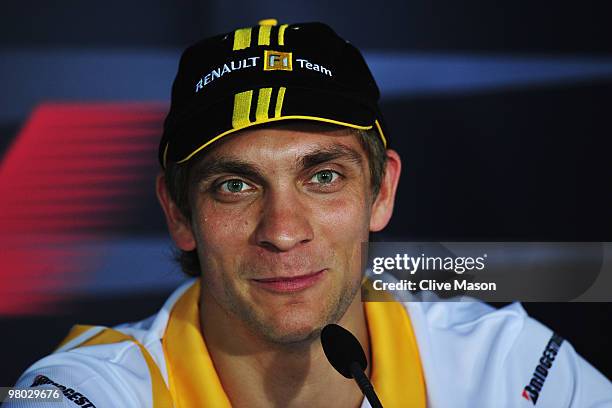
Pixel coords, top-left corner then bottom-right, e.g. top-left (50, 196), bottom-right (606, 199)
top-left (1, 0), bottom-right (611, 385)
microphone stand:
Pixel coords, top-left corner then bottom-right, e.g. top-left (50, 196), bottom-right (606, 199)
top-left (349, 361), bottom-right (383, 408)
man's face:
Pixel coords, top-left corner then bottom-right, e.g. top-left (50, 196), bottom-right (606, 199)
top-left (188, 125), bottom-right (375, 344)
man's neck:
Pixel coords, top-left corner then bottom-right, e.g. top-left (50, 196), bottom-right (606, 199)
top-left (199, 289), bottom-right (370, 408)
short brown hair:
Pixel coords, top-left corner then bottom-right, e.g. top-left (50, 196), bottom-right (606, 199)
top-left (164, 125), bottom-right (387, 277)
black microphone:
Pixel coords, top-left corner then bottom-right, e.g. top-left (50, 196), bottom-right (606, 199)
top-left (320, 324), bottom-right (384, 408)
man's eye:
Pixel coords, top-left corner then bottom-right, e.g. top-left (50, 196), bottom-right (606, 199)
top-left (219, 179), bottom-right (249, 193)
top-left (311, 170), bottom-right (339, 184)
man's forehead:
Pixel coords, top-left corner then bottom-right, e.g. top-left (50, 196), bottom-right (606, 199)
top-left (192, 122), bottom-right (366, 166)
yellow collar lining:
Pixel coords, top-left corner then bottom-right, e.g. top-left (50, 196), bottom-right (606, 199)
top-left (163, 281), bottom-right (426, 407)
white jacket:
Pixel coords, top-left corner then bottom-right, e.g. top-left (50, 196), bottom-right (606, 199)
top-left (5, 279), bottom-right (611, 407)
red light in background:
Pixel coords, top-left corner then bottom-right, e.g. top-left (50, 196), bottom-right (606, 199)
top-left (0, 102), bottom-right (166, 315)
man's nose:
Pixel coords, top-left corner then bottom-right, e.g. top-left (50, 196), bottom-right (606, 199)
top-left (254, 188), bottom-right (314, 252)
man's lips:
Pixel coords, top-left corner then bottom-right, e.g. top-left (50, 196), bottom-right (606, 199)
top-left (251, 269), bottom-right (326, 293)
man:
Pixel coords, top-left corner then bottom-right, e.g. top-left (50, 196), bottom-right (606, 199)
top-left (7, 20), bottom-right (611, 408)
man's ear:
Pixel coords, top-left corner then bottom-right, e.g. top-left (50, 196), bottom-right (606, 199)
top-left (156, 172), bottom-right (196, 251)
top-left (369, 149), bottom-right (402, 232)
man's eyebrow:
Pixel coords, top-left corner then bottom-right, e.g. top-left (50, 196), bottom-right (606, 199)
top-left (299, 145), bottom-right (364, 169)
top-left (191, 144), bottom-right (363, 184)
top-left (191, 158), bottom-right (264, 184)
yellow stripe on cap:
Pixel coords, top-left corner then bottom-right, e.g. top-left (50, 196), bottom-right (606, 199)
top-left (162, 143), bottom-right (169, 169)
top-left (278, 24), bottom-right (288, 46)
top-left (232, 90), bottom-right (253, 128)
top-left (258, 25), bottom-right (272, 46)
top-left (256, 88), bottom-right (273, 121)
top-left (375, 119), bottom-right (388, 147)
top-left (233, 28), bottom-right (252, 50)
top-left (274, 87), bottom-right (286, 118)
top-left (258, 18), bottom-right (278, 26)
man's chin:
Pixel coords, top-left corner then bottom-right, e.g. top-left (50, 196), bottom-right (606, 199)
top-left (245, 306), bottom-right (334, 346)
top-left (258, 322), bottom-right (324, 347)
top-left (233, 279), bottom-right (360, 346)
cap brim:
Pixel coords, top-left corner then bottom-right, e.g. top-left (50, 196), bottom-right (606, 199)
top-left (162, 87), bottom-right (386, 167)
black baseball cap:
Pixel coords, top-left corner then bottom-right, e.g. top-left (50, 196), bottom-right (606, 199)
top-left (159, 19), bottom-right (388, 168)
